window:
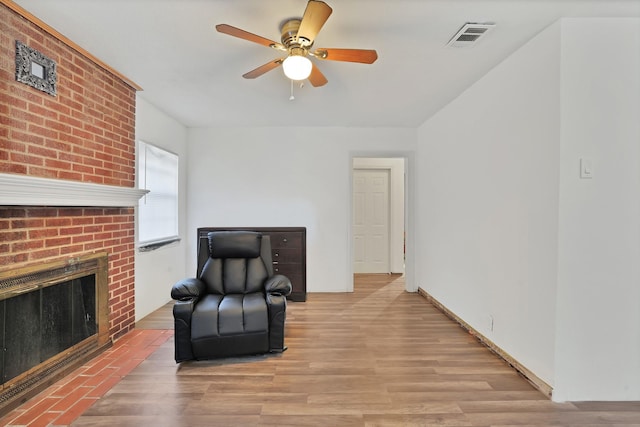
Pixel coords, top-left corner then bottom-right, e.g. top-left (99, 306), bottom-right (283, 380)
top-left (137, 141), bottom-right (179, 251)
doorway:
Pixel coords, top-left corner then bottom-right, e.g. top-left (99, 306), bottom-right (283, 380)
top-left (353, 168), bottom-right (391, 273)
top-left (352, 157), bottom-right (406, 285)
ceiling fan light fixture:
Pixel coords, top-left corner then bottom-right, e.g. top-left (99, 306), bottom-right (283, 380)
top-left (282, 55), bottom-right (312, 81)
top-left (216, 1), bottom-right (376, 87)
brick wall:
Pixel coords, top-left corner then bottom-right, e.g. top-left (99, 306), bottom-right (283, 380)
top-left (0, 207), bottom-right (135, 337)
top-left (0, 4), bottom-right (138, 339)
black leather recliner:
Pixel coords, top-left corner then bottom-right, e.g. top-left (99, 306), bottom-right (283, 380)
top-left (170, 231), bottom-right (292, 362)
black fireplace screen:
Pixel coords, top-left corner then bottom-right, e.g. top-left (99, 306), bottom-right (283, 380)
top-left (0, 275), bottom-right (96, 384)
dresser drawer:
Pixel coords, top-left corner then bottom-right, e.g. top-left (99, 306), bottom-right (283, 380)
top-left (272, 263), bottom-right (301, 276)
top-left (269, 232), bottom-right (302, 249)
top-left (272, 248), bottom-right (302, 264)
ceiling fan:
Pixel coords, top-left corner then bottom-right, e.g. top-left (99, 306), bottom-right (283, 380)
top-left (216, 0), bottom-right (378, 87)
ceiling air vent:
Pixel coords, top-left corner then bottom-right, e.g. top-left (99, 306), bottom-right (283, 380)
top-left (447, 23), bottom-right (495, 47)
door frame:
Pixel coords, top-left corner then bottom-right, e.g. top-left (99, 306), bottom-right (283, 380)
top-left (347, 152), bottom-right (416, 293)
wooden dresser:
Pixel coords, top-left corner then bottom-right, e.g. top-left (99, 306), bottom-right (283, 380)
top-left (197, 227), bottom-right (307, 302)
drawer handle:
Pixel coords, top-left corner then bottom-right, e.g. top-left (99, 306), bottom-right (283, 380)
top-left (282, 238), bottom-right (287, 243)
top-left (275, 253), bottom-right (279, 257)
top-left (273, 261), bottom-right (278, 265)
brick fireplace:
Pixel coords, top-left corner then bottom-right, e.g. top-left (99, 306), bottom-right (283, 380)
top-left (0, 0), bottom-right (144, 412)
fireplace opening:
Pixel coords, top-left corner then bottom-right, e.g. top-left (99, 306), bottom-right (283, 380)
top-left (0, 253), bottom-right (110, 414)
top-left (2, 274), bottom-right (96, 384)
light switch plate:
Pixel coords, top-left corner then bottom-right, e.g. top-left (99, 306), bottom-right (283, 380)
top-left (580, 158), bottom-right (593, 179)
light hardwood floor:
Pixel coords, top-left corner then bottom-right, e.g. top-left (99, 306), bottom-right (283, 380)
top-left (74, 274), bottom-right (640, 426)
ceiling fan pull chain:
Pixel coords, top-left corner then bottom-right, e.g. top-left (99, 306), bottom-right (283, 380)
top-left (289, 79), bottom-right (295, 101)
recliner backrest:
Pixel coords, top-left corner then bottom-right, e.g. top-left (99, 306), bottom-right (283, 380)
top-left (199, 231), bottom-right (268, 295)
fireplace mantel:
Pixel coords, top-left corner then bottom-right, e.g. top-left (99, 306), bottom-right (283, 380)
top-left (0, 173), bottom-right (148, 207)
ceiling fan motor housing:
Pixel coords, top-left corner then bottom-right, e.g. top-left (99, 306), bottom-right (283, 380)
top-left (281, 19), bottom-right (312, 49)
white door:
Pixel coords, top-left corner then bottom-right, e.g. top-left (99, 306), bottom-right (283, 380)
top-left (353, 169), bottom-right (390, 273)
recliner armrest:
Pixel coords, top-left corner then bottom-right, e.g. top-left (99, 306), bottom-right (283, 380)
top-left (171, 277), bottom-right (206, 300)
top-left (173, 297), bottom-right (197, 318)
top-left (264, 274), bottom-right (292, 297)
top-left (172, 298), bottom-right (197, 363)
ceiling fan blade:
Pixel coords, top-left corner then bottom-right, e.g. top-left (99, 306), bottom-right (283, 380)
top-left (242, 59), bottom-right (284, 79)
top-left (216, 24), bottom-right (284, 50)
top-left (308, 63), bottom-right (328, 87)
top-left (296, 0), bottom-right (333, 46)
top-left (314, 48), bottom-right (378, 64)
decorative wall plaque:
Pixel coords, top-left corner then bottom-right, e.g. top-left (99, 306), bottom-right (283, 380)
top-left (15, 40), bottom-right (57, 96)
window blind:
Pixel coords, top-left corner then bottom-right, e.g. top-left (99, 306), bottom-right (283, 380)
top-left (138, 141), bottom-right (179, 247)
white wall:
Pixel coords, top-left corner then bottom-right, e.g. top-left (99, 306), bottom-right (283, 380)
top-left (416, 21), bottom-right (562, 387)
top-left (416, 17), bottom-right (640, 401)
top-left (134, 96), bottom-right (189, 321)
top-left (554, 18), bottom-right (640, 402)
top-left (352, 157), bottom-right (405, 274)
top-left (186, 127), bottom-right (416, 293)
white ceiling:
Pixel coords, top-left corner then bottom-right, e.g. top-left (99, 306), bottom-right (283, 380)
top-left (14, 0), bottom-right (640, 128)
